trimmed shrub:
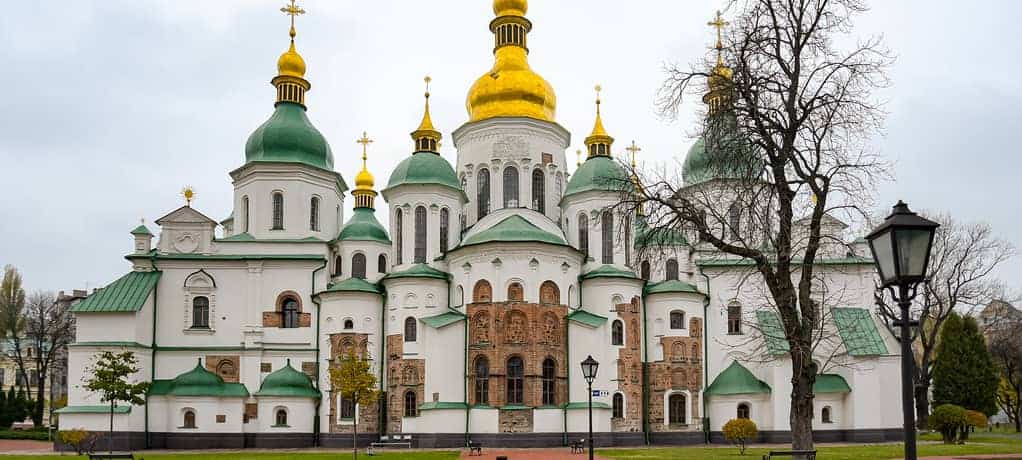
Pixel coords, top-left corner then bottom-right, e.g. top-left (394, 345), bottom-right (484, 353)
top-left (58, 429), bottom-right (95, 455)
top-left (929, 403), bottom-right (967, 444)
top-left (723, 418), bottom-right (758, 455)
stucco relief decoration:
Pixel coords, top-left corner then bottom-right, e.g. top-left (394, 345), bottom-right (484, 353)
top-left (541, 312), bottom-right (558, 344)
top-left (173, 232), bottom-right (199, 253)
top-left (402, 365), bottom-right (419, 385)
top-left (505, 310), bottom-right (527, 344)
top-left (473, 312), bottom-right (491, 343)
top-left (492, 135), bottom-right (530, 159)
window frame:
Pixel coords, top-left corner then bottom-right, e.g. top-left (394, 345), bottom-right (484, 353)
top-left (737, 403), bottom-right (751, 419)
top-left (611, 319), bottom-right (624, 346)
top-left (191, 296), bottom-right (210, 329)
top-left (395, 209), bottom-right (403, 265)
top-left (727, 303), bottom-right (743, 335)
top-left (601, 211), bottom-right (614, 264)
top-left (669, 310), bottom-right (685, 330)
top-left (541, 358), bottom-right (556, 406)
top-left (474, 357), bottom-right (490, 405)
top-left (351, 253), bottom-right (367, 279)
top-left (378, 254), bottom-right (387, 274)
top-left (439, 207), bottom-right (449, 254)
top-left (531, 169), bottom-right (545, 213)
top-left (404, 317), bottom-right (417, 342)
top-left (503, 166), bottom-right (519, 208)
top-left (183, 409), bottom-right (197, 429)
top-left (404, 390), bottom-right (417, 417)
top-left (477, 168), bottom-right (490, 219)
top-left (612, 393), bottom-right (624, 418)
top-left (281, 296), bottom-right (300, 329)
top-left (578, 214), bottom-right (589, 258)
top-left (310, 196), bottom-right (321, 231)
top-left (275, 408), bottom-right (288, 427)
top-left (666, 258), bottom-right (679, 281)
top-left (271, 192), bottom-right (284, 230)
top-left (506, 356), bottom-right (524, 405)
top-left (668, 393), bottom-right (687, 424)
top-left (414, 206), bottom-right (427, 264)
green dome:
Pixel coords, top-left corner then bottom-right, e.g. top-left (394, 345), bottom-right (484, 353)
top-left (245, 102), bottom-right (334, 170)
top-left (338, 208), bottom-right (390, 244)
top-left (563, 155), bottom-right (629, 200)
top-left (385, 152), bottom-right (460, 192)
top-left (255, 360), bottom-right (320, 398)
top-left (173, 361), bottom-right (224, 389)
top-left (681, 113), bottom-right (760, 186)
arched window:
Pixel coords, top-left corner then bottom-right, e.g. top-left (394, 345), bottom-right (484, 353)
top-left (669, 394), bottom-right (686, 424)
top-left (503, 166), bottom-right (519, 208)
top-left (507, 282), bottom-right (524, 302)
top-left (728, 303), bottom-right (743, 335)
top-left (333, 256), bottom-right (342, 276)
top-left (439, 208), bottom-right (449, 254)
top-left (473, 280), bottom-right (492, 303)
top-left (414, 206), bottom-right (427, 263)
top-left (378, 254), bottom-right (387, 274)
top-left (539, 281), bottom-right (560, 305)
top-left (339, 396), bottom-right (355, 420)
top-left (395, 210), bottom-right (403, 265)
top-left (271, 192), bottom-right (284, 230)
top-left (531, 169), bottom-right (545, 213)
top-left (612, 393), bottom-right (624, 418)
top-left (601, 211), bottom-right (614, 264)
top-left (506, 357), bottom-right (524, 405)
top-left (822, 406), bottom-right (832, 424)
top-left (669, 311), bottom-right (685, 330)
top-left (310, 196), bottom-right (320, 231)
top-left (542, 358), bottom-right (556, 406)
top-left (404, 391), bottom-right (417, 417)
top-left (281, 296), bottom-right (300, 328)
top-left (578, 214), bottom-right (590, 258)
top-left (477, 168), bottom-right (490, 218)
top-left (192, 296), bottom-right (209, 329)
top-left (474, 357), bottom-right (489, 405)
top-left (404, 317), bottom-right (417, 342)
top-left (275, 408), bottom-right (288, 426)
top-left (351, 253), bottom-right (367, 279)
top-left (666, 258), bottom-right (679, 281)
top-left (343, 319), bottom-right (354, 330)
top-left (241, 196), bottom-right (250, 233)
top-left (611, 320), bottom-right (624, 346)
top-left (640, 261), bottom-right (650, 280)
top-left (729, 203), bottom-right (741, 241)
top-left (737, 403), bottom-right (750, 419)
top-left (183, 410), bottom-right (196, 429)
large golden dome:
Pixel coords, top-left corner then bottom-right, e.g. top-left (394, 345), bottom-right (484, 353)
top-left (466, 0), bottom-right (556, 123)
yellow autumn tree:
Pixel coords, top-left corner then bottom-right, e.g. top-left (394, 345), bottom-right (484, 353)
top-left (329, 350), bottom-right (379, 460)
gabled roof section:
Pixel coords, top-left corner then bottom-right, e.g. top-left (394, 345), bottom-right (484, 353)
top-left (459, 215), bottom-right (568, 248)
top-left (833, 308), bottom-right (888, 356)
top-left (705, 361), bottom-right (772, 396)
top-left (71, 271), bottom-right (161, 313)
top-left (755, 310), bottom-right (789, 355)
top-left (581, 265), bottom-right (638, 281)
top-left (567, 309), bottom-right (608, 328)
top-left (644, 280), bottom-right (703, 296)
top-left (322, 278), bottom-right (383, 295)
top-left (155, 205), bottom-right (217, 225)
top-left (55, 405), bottom-right (131, 414)
top-left (814, 373), bottom-right (852, 394)
top-left (381, 264), bottom-right (450, 281)
top-left (421, 310), bottom-right (467, 329)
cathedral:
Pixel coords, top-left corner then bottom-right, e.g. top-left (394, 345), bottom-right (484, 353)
top-left (58, 0), bottom-right (905, 450)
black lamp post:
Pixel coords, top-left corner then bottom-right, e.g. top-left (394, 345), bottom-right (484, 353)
top-left (580, 355), bottom-right (599, 460)
top-left (866, 201), bottom-right (939, 460)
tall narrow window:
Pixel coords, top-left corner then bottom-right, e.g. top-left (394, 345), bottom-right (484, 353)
top-left (275, 409), bottom-right (288, 426)
top-left (395, 210), bottom-right (403, 265)
top-left (737, 403), bottom-right (750, 419)
top-left (414, 206), bottom-right (427, 263)
top-left (439, 208), bottom-right (449, 254)
top-left (601, 211), bottom-right (614, 264)
top-left (666, 258), bottom-right (679, 281)
top-left (578, 214), bottom-right (589, 258)
top-left (339, 395), bottom-right (355, 419)
top-left (531, 169), bottom-right (545, 213)
top-left (192, 296), bottom-right (209, 329)
top-left (728, 303), bottom-right (743, 335)
top-left (611, 320), bottom-right (624, 346)
top-left (612, 393), bottom-right (624, 418)
top-left (404, 317), bottom-right (417, 342)
top-left (378, 254), bottom-right (387, 274)
top-left (821, 406), bottom-right (832, 423)
top-left (334, 256), bottom-right (342, 276)
top-left (640, 261), bottom-right (650, 280)
top-left (669, 394), bottom-right (686, 424)
top-left (477, 168), bottom-right (490, 218)
top-left (281, 297), bottom-right (299, 328)
top-left (542, 358), bottom-right (556, 406)
top-left (271, 192), bottom-right (284, 230)
top-left (729, 203), bottom-right (741, 240)
top-left (404, 391), bottom-right (417, 417)
top-left (506, 357), bottom-right (524, 405)
top-left (241, 196), bottom-right (250, 233)
top-left (310, 196), bottom-right (320, 231)
top-left (624, 216), bottom-right (631, 266)
top-left (351, 253), bottom-right (366, 279)
top-left (183, 410), bottom-right (196, 428)
top-left (474, 357), bottom-right (490, 405)
top-left (503, 166), bottom-right (519, 208)
top-left (670, 311), bottom-right (685, 330)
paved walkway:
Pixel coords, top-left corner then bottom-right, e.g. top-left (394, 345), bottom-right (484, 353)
top-left (460, 448), bottom-right (611, 459)
top-left (0, 439), bottom-right (53, 453)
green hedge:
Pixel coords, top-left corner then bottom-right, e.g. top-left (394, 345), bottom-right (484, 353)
top-left (0, 428), bottom-right (50, 440)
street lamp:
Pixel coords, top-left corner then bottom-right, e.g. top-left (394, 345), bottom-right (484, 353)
top-left (866, 200), bottom-right (939, 460)
top-left (580, 355), bottom-right (599, 460)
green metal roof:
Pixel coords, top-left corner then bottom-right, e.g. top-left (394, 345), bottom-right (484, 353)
top-left (705, 361), bottom-right (772, 396)
top-left (245, 102), bottom-right (336, 172)
top-left (814, 373), bottom-right (852, 394)
top-left (567, 309), bottom-right (608, 328)
top-left (681, 111), bottom-right (761, 186)
top-left (54, 405), bottom-right (131, 414)
top-left (149, 360), bottom-right (249, 398)
top-left (382, 264), bottom-right (450, 281)
top-left (71, 271), bottom-right (161, 313)
top-left (634, 218), bottom-right (688, 249)
top-left (126, 252), bottom-right (325, 262)
top-left (563, 155), bottom-right (629, 200)
top-left (563, 402), bottom-right (612, 410)
top-left (338, 207), bottom-right (390, 244)
top-left (322, 278), bottom-right (383, 295)
top-left (756, 310), bottom-right (789, 355)
top-left (255, 360), bottom-right (320, 398)
top-left (459, 215), bottom-right (567, 248)
top-left (385, 151), bottom-right (461, 193)
top-left (130, 224), bottom-right (153, 236)
top-left (69, 341), bottom-right (151, 349)
top-left (216, 233), bottom-right (325, 243)
top-left (580, 265), bottom-right (638, 281)
top-left (643, 280), bottom-right (703, 296)
top-left (833, 308), bottom-right (888, 356)
top-left (418, 401), bottom-right (468, 411)
top-left (421, 310), bottom-right (466, 329)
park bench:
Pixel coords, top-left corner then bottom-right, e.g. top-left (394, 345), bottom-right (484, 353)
top-left (762, 450), bottom-right (817, 460)
top-left (370, 434), bottom-right (412, 449)
top-left (466, 439), bottom-right (483, 456)
top-left (570, 438), bottom-right (585, 453)
top-left (88, 454), bottom-right (135, 460)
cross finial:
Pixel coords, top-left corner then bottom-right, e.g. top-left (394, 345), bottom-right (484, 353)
top-left (281, 0), bottom-right (306, 40)
top-left (708, 10), bottom-right (728, 50)
top-left (594, 84), bottom-right (603, 114)
top-left (576, 149), bottom-right (582, 167)
top-left (356, 131), bottom-right (373, 167)
top-left (424, 75), bottom-right (432, 98)
top-left (181, 186), bottom-right (195, 206)
top-left (625, 140), bottom-right (642, 169)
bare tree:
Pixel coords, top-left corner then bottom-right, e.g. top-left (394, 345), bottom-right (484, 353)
top-left (20, 291), bottom-right (75, 427)
top-left (632, 0), bottom-right (893, 452)
top-left (875, 214), bottom-right (1015, 428)
top-left (989, 313), bottom-right (1022, 432)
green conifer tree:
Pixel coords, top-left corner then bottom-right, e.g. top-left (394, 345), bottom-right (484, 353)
top-left (932, 313), bottom-right (999, 415)
top-left (0, 386), bottom-right (9, 429)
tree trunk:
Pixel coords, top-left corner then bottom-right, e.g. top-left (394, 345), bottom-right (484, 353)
top-left (109, 400), bottom-right (114, 453)
top-left (789, 360), bottom-right (815, 458)
top-left (353, 393), bottom-right (358, 460)
top-left (32, 371), bottom-right (45, 427)
top-left (915, 383), bottom-right (930, 430)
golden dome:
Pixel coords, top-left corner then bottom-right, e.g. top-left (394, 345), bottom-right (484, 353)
top-left (466, 0), bottom-right (556, 123)
top-left (355, 167), bottom-right (374, 190)
top-left (277, 41), bottom-right (306, 78)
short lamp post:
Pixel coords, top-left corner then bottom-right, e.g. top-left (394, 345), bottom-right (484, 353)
top-left (580, 355), bottom-right (599, 460)
top-left (866, 201), bottom-right (939, 460)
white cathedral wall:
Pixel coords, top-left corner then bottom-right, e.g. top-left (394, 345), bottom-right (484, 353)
top-left (567, 323), bottom-right (614, 409)
top-left (402, 409), bottom-right (464, 434)
top-left (230, 164), bottom-right (345, 241)
top-left (160, 397), bottom-right (244, 433)
top-left (383, 187), bottom-right (463, 270)
top-left (75, 310), bottom-right (151, 345)
top-left (333, 240), bottom-right (391, 283)
top-left (561, 193), bottom-right (637, 271)
top-left (708, 393), bottom-right (772, 431)
top-left (446, 242), bottom-right (581, 307)
top-left (644, 292), bottom-right (705, 362)
top-left (59, 412), bottom-right (136, 433)
top-left (533, 408), bottom-right (565, 433)
top-left (423, 323), bottom-right (466, 404)
top-left (566, 408), bottom-right (612, 433)
top-left (846, 356), bottom-right (903, 429)
top-left (256, 397), bottom-right (316, 432)
top-left (469, 408), bottom-right (499, 433)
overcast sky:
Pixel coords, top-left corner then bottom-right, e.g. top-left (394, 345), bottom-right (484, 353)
top-left (0, 1), bottom-right (1018, 296)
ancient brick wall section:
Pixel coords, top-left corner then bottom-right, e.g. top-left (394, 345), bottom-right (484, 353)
top-left (612, 298), bottom-right (643, 432)
top-left (648, 316), bottom-right (703, 432)
top-left (385, 333), bottom-right (424, 434)
top-left (328, 333), bottom-right (380, 434)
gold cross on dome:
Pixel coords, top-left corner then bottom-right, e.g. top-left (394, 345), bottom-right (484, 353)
top-left (356, 131), bottom-right (374, 165)
top-left (281, 0), bottom-right (305, 39)
top-left (625, 140), bottom-right (642, 168)
top-left (708, 10), bottom-right (729, 50)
